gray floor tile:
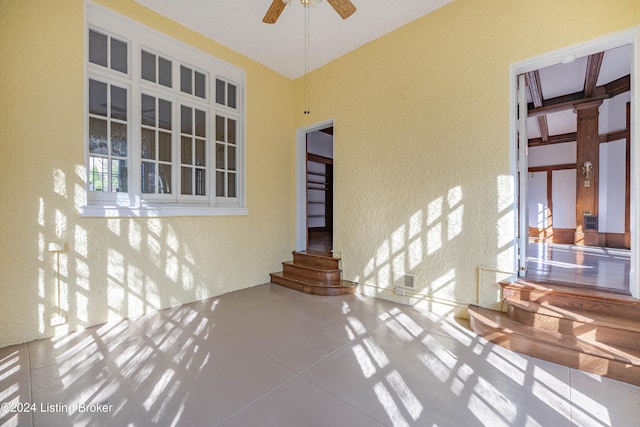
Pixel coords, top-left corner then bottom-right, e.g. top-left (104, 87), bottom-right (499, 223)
top-left (1, 283), bottom-right (639, 426)
top-left (217, 376), bottom-right (385, 427)
top-left (569, 370), bottom-right (640, 427)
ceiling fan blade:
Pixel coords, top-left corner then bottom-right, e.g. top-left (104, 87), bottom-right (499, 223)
top-left (263, 0), bottom-right (287, 24)
top-left (326, 0), bottom-right (356, 19)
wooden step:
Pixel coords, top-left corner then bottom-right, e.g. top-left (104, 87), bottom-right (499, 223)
top-left (502, 280), bottom-right (640, 322)
top-left (282, 261), bottom-right (341, 286)
top-left (292, 251), bottom-right (340, 270)
top-left (270, 272), bottom-right (357, 296)
top-left (505, 298), bottom-right (640, 351)
top-left (469, 305), bottom-right (640, 386)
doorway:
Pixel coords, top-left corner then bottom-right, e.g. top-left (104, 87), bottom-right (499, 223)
top-left (306, 128), bottom-right (334, 253)
top-left (510, 29), bottom-right (638, 298)
top-left (296, 119), bottom-right (334, 253)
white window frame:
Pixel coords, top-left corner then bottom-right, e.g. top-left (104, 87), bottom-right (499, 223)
top-left (82, 2), bottom-right (247, 217)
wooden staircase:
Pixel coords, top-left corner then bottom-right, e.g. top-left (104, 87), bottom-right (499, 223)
top-left (469, 280), bottom-right (640, 386)
top-left (270, 251), bottom-right (357, 296)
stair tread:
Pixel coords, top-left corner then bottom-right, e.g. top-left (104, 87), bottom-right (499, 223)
top-left (282, 260), bottom-right (339, 273)
top-left (469, 305), bottom-right (640, 366)
top-left (502, 280), bottom-right (638, 305)
top-left (294, 250), bottom-right (339, 260)
top-left (505, 298), bottom-right (640, 333)
top-left (271, 272), bottom-right (356, 288)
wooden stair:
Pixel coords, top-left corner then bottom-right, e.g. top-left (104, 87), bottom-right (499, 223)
top-left (469, 280), bottom-right (640, 386)
top-left (270, 251), bottom-right (357, 296)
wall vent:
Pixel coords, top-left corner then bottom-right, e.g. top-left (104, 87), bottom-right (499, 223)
top-left (584, 215), bottom-right (598, 231)
top-left (403, 274), bottom-right (414, 289)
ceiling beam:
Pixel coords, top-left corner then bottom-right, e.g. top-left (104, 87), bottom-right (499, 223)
top-left (528, 74), bottom-right (630, 117)
top-left (584, 52), bottom-right (605, 97)
top-left (527, 74), bottom-right (631, 117)
top-left (599, 129), bottom-right (628, 143)
top-left (526, 70), bottom-right (550, 144)
top-left (526, 70), bottom-right (544, 108)
top-left (529, 132), bottom-right (577, 147)
top-left (605, 74), bottom-right (631, 97)
top-left (528, 128), bottom-right (628, 147)
top-left (537, 116), bottom-right (550, 144)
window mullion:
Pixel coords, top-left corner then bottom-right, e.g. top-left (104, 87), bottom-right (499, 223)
top-left (130, 38), bottom-right (142, 206)
top-left (173, 95), bottom-right (180, 203)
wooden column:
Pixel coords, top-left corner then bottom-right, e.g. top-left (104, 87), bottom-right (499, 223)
top-left (573, 100), bottom-right (603, 246)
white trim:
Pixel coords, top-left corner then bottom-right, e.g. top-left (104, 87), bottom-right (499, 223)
top-left (631, 31), bottom-right (639, 299)
top-left (509, 26), bottom-right (639, 298)
top-left (517, 74), bottom-right (528, 277)
top-left (85, 1), bottom-right (246, 217)
top-left (295, 119), bottom-right (334, 251)
top-left (80, 205), bottom-right (248, 218)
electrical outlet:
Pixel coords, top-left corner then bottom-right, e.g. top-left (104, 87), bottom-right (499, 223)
top-left (394, 287), bottom-right (406, 296)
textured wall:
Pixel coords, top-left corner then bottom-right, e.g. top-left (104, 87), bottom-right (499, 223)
top-left (293, 0), bottom-right (640, 316)
top-left (0, 0), bottom-right (295, 348)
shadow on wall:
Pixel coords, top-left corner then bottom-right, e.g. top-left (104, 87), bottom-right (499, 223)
top-left (352, 176), bottom-right (517, 315)
top-left (34, 165), bottom-right (216, 342)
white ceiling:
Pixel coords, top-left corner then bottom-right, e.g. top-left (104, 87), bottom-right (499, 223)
top-left (133, 0), bottom-right (455, 79)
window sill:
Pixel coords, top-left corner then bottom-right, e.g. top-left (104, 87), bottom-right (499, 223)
top-left (80, 205), bottom-right (249, 218)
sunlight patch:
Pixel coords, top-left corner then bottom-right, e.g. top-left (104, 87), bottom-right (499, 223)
top-left (53, 169), bottom-right (68, 198)
top-left (447, 186), bottom-right (462, 208)
top-left (107, 218), bottom-right (121, 236)
top-left (363, 337), bottom-right (389, 369)
top-left (497, 175), bottom-right (515, 213)
top-left (447, 205), bottom-right (464, 240)
top-left (470, 377), bottom-right (517, 425)
top-left (427, 197), bottom-right (443, 226)
top-left (55, 209), bottom-right (67, 240)
top-left (408, 237), bottom-right (423, 270)
top-left (143, 368), bottom-right (175, 411)
top-left (409, 210), bottom-right (423, 239)
top-left (373, 382), bottom-right (410, 427)
top-left (392, 224), bottom-right (406, 254)
top-left (352, 344), bottom-right (376, 378)
top-left (347, 316), bottom-right (367, 336)
top-left (427, 223), bottom-right (442, 255)
top-left (386, 370), bottom-right (423, 421)
top-left (376, 240), bottom-right (391, 266)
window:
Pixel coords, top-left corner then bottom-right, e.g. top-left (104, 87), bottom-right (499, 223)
top-left (84, 3), bottom-right (246, 217)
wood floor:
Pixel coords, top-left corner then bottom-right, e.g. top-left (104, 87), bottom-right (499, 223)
top-left (307, 230), bottom-right (332, 253)
top-left (525, 242), bottom-right (631, 295)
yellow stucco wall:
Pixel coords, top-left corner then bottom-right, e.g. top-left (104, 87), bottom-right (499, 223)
top-left (0, 0), bottom-right (295, 347)
top-left (293, 0), bottom-right (640, 315)
top-left (1, 0), bottom-right (639, 347)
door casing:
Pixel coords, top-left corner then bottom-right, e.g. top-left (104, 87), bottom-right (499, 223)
top-left (509, 27), bottom-right (639, 298)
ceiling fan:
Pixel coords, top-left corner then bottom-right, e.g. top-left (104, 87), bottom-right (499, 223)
top-left (263, 0), bottom-right (357, 24)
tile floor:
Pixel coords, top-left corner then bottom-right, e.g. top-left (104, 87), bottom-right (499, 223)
top-left (526, 242), bottom-right (631, 294)
top-left (1, 284), bottom-right (639, 426)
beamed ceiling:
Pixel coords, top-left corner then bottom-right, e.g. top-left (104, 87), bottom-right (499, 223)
top-left (526, 44), bottom-right (632, 147)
